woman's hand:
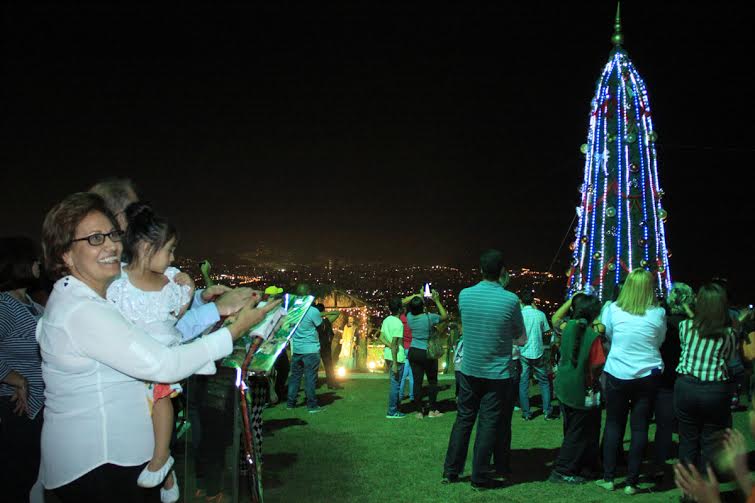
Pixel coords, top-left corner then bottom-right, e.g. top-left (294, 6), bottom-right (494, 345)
top-left (228, 299), bottom-right (283, 341)
top-left (201, 284), bottom-right (232, 302)
top-left (718, 429), bottom-right (750, 496)
top-left (674, 463), bottom-right (721, 503)
top-left (10, 377), bottom-right (29, 416)
top-left (215, 288), bottom-right (255, 316)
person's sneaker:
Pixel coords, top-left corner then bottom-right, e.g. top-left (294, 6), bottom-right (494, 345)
top-left (415, 412), bottom-right (424, 419)
top-left (595, 479), bottom-right (615, 491)
top-left (513, 405), bottom-right (521, 411)
top-left (548, 471), bottom-right (587, 484)
top-left (428, 410), bottom-right (444, 418)
top-left (308, 407), bottom-right (324, 414)
top-left (624, 485), bottom-right (638, 495)
top-left (521, 414), bottom-right (533, 421)
top-left (386, 412), bottom-right (407, 419)
top-left (544, 412), bottom-right (559, 421)
top-left (441, 473), bottom-right (460, 484)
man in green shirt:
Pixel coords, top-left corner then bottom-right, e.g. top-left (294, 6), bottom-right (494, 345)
top-left (381, 297), bottom-right (407, 419)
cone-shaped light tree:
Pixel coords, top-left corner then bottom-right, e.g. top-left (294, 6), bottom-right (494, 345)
top-left (566, 4), bottom-right (672, 301)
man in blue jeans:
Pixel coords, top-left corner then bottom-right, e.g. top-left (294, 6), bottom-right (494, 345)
top-left (287, 284), bottom-right (340, 413)
top-left (518, 290), bottom-right (554, 420)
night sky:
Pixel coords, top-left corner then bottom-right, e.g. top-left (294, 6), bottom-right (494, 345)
top-left (2, 2), bottom-right (753, 301)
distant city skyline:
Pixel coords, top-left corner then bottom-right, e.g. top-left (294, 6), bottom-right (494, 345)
top-left (2, 3), bottom-right (752, 302)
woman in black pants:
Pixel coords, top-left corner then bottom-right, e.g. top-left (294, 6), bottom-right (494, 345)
top-left (674, 283), bottom-right (737, 474)
top-left (595, 270), bottom-right (667, 496)
top-left (653, 282), bottom-right (694, 479)
top-left (406, 292), bottom-right (447, 418)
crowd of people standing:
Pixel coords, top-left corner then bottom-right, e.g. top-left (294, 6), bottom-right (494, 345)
top-left (373, 250), bottom-right (754, 500)
top-left (3, 179), bottom-right (755, 503)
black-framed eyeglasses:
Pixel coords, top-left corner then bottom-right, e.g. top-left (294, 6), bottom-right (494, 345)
top-left (70, 230), bottom-right (125, 246)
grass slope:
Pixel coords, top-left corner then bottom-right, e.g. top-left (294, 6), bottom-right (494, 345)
top-left (262, 378), bottom-right (753, 503)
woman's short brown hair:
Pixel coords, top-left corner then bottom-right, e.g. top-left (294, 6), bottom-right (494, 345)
top-left (42, 192), bottom-right (118, 280)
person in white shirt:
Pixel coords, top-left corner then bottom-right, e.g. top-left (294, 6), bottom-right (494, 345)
top-left (36, 193), bottom-right (280, 502)
top-left (595, 269), bottom-right (666, 495)
top-left (518, 290), bottom-right (554, 420)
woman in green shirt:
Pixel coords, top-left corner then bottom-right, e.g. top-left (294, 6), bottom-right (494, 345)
top-left (550, 295), bottom-right (606, 484)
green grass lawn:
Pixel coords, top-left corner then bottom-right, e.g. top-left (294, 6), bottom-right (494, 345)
top-left (261, 376), bottom-right (752, 503)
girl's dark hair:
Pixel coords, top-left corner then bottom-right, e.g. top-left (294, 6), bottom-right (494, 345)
top-left (570, 294), bottom-right (602, 368)
top-left (408, 296), bottom-right (425, 315)
top-left (0, 236), bottom-right (40, 290)
top-left (693, 283), bottom-right (730, 339)
top-left (122, 202), bottom-right (177, 264)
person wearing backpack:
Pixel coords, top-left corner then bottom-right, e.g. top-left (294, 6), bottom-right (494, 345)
top-left (406, 291), bottom-right (448, 418)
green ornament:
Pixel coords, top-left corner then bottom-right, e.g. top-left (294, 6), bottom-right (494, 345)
top-left (606, 206), bottom-right (616, 218)
top-left (626, 132), bottom-right (637, 143)
top-left (649, 131), bottom-right (658, 142)
top-left (580, 143), bottom-right (589, 154)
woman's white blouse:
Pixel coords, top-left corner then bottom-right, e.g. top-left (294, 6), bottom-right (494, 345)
top-left (602, 302), bottom-right (667, 380)
top-left (36, 275), bottom-right (232, 489)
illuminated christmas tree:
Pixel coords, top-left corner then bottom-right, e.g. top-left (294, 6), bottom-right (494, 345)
top-left (566, 5), bottom-right (672, 301)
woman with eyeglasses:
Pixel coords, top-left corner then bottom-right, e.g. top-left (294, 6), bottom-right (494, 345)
top-left (36, 192), bottom-right (281, 502)
top-left (0, 236), bottom-right (46, 502)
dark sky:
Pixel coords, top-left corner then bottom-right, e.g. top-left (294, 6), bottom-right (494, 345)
top-left (2, 2), bottom-right (754, 300)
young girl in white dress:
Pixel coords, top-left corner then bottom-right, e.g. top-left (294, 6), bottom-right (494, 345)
top-left (107, 202), bottom-right (209, 503)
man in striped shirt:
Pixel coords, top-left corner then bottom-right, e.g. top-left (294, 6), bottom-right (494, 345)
top-left (443, 249), bottom-right (526, 489)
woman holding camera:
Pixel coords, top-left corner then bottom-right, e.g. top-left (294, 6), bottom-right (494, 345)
top-left (406, 291), bottom-right (447, 418)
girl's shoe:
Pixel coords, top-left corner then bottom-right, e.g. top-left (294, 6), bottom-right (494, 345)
top-left (624, 485), bottom-right (637, 496)
top-left (137, 456), bottom-right (175, 488)
top-left (160, 471), bottom-right (180, 503)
